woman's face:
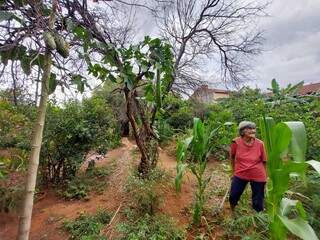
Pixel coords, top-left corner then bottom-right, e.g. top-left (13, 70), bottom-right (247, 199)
top-left (243, 128), bottom-right (256, 139)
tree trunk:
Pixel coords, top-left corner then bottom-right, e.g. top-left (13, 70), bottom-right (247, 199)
top-left (124, 87), bottom-right (159, 177)
top-left (16, 50), bottom-right (52, 240)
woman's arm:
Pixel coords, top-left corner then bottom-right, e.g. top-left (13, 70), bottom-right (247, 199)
top-left (261, 142), bottom-right (267, 171)
top-left (230, 142), bottom-right (237, 175)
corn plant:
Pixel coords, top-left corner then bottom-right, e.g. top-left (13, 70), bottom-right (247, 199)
top-left (260, 117), bottom-right (320, 240)
top-left (175, 118), bottom-right (232, 225)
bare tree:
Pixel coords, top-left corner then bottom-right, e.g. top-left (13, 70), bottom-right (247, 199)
top-left (154, 0), bottom-right (268, 93)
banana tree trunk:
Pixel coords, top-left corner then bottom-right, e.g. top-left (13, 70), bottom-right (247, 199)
top-left (16, 50), bottom-right (52, 240)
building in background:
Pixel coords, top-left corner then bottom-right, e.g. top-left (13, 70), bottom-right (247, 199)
top-left (190, 85), bottom-right (230, 103)
top-left (298, 82), bottom-right (320, 95)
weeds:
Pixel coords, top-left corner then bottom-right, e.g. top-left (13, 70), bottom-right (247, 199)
top-left (224, 211), bottom-right (269, 240)
top-left (117, 209), bottom-right (185, 240)
top-left (117, 167), bottom-right (185, 239)
top-left (63, 209), bottom-right (111, 240)
top-left (125, 168), bottom-right (169, 215)
top-left (59, 164), bottom-right (114, 200)
top-left (0, 185), bottom-right (24, 212)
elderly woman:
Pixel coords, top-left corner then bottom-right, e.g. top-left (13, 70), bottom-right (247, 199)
top-left (229, 121), bottom-right (267, 212)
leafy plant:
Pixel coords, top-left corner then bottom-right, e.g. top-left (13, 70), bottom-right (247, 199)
top-left (260, 117), bottom-right (320, 240)
top-left (175, 118), bottom-right (232, 225)
top-left (59, 165), bottom-right (114, 200)
top-left (117, 211), bottom-right (185, 240)
top-left (41, 99), bottom-right (120, 183)
top-left (0, 185), bottom-right (24, 212)
top-left (224, 212), bottom-right (269, 239)
top-left (125, 168), bottom-right (168, 216)
top-left (85, 35), bottom-right (174, 176)
top-left (63, 210), bottom-right (111, 240)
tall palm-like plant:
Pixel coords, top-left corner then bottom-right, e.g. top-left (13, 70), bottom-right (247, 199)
top-left (267, 79), bottom-right (304, 105)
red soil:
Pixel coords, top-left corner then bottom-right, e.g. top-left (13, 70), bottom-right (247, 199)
top-left (0, 138), bottom-right (230, 240)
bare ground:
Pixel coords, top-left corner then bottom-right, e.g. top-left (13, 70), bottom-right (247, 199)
top-left (0, 138), bottom-right (230, 240)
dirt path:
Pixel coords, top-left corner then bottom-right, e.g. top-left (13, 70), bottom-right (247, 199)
top-left (0, 138), bottom-right (229, 240)
top-left (0, 138), bottom-right (136, 240)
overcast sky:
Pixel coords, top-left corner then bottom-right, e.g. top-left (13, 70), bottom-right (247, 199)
top-left (133, 0), bottom-right (320, 90)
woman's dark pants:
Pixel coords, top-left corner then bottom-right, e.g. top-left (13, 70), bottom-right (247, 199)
top-left (229, 176), bottom-right (265, 212)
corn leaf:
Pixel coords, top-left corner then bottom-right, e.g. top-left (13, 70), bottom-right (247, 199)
top-left (278, 216), bottom-right (319, 240)
top-left (259, 117), bottom-right (275, 157)
top-left (175, 162), bottom-right (187, 192)
top-left (284, 122), bottom-right (307, 163)
top-left (273, 123), bottom-right (292, 155)
top-left (306, 160), bottom-right (320, 175)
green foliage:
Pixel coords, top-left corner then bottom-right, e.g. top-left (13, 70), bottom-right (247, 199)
top-left (175, 118), bottom-right (230, 225)
top-left (290, 171), bottom-right (320, 236)
top-left (206, 104), bottom-right (237, 160)
top-left (0, 185), bottom-right (24, 212)
top-left (218, 87), bottom-right (320, 161)
top-left (41, 98), bottom-right (120, 183)
top-left (63, 210), bottom-right (111, 240)
top-left (167, 106), bottom-right (193, 130)
top-left (162, 94), bottom-right (193, 131)
top-left (267, 78), bottom-right (304, 103)
top-left (125, 168), bottom-right (168, 216)
top-left (156, 119), bottom-right (174, 143)
top-left (85, 35), bottom-right (175, 175)
top-left (87, 36), bottom-right (174, 105)
top-left (260, 117), bottom-right (319, 240)
top-left (119, 168), bottom-right (184, 239)
top-left (0, 99), bottom-right (34, 149)
top-left (117, 211), bottom-right (185, 240)
top-left (59, 164), bottom-right (114, 200)
top-left (224, 212), bottom-right (269, 239)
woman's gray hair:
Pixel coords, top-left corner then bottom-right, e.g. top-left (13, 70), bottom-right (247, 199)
top-left (238, 121), bottom-right (256, 136)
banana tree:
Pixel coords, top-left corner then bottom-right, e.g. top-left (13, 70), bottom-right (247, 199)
top-left (267, 79), bottom-right (304, 105)
top-left (175, 118), bottom-right (232, 225)
top-left (260, 117), bottom-right (320, 240)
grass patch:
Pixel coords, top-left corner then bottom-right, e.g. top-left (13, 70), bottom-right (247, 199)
top-left (222, 188), bottom-right (269, 239)
top-left (63, 209), bottom-right (111, 240)
top-left (117, 209), bottom-right (185, 240)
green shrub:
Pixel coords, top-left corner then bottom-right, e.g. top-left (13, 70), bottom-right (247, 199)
top-left (167, 106), bottom-right (193, 130)
top-left (206, 105), bottom-right (236, 161)
top-left (156, 119), bottom-right (174, 143)
top-left (0, 99), bottom-right (34, 149)
top-left (59, 165), bottom-right (114, 200)
top-left (63, 210), bottom-right (111, 240)
top-left (0, 185), bottom-right (24, 212)
top-left (162, 94), bottom-right (193, 131)
top-left (117, 211), bottom-right (185, 240)
top-left (125, 168), bottom-right (168, 216)
top-left (41, 99), bottom-right (120, 183)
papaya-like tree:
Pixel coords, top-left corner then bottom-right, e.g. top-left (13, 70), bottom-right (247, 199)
top-left (82, 36), bottom-right (174, 176)
top-left (0, 1), bottom-right (79, 239)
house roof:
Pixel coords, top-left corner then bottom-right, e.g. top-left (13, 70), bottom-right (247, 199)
top-left (193, 85), bottom-right (230, 96)
top-left (298, 82), bottom-right (320, 95)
